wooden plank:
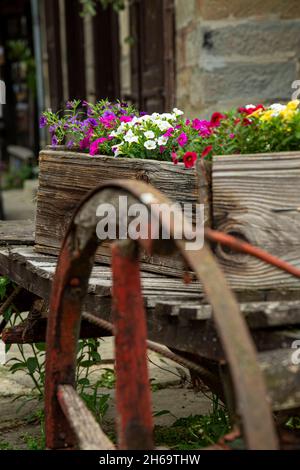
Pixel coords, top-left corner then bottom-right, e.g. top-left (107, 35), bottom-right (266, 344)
top-left (0, 221), bottom-right (35, 245)
top-left (57, 385), bottom-right (115, 450)
top-left (154, 300), bottom-right (300, 329)
top-left (213, 152), bottom-right (300, 291)
top-left (35, 150), bottom-right (199, 276)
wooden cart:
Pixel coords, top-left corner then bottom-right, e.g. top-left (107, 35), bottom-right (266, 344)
top-left (0, 181), bottom-right (300, 450)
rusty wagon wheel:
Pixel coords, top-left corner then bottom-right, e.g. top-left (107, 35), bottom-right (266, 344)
top-left (44, 180), bottom-right (278, 450)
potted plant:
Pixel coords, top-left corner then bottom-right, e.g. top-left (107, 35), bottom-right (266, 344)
top-left (36, 99), bottom-right (300, 289)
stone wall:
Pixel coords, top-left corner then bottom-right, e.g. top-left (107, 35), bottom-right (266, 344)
top-left (175, 0), bottom-right (300, 117)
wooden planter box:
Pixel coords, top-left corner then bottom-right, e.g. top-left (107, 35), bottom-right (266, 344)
top-left (35, 149), bottom-right (207, 277)
top-left (35, 149), bottom-right (300, 295)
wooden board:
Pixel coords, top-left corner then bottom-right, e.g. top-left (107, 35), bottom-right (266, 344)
top-left (0, 220), bottom-right (35, 245)
top-left (213, 152), bottom-right (300, 291)
top-left (35, 150), bottom-right (201, 276)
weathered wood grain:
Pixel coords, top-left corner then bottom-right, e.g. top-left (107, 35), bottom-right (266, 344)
top-left (57, 385), bottom-right (115, 450)
top-left (213, 152), bottom-right (300, 291)
top-left (0, 220), bottom-right (35, 245)
top-left (35, 150), bottom-right (202, 276)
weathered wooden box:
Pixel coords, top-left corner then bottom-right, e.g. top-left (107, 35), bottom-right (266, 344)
top-left (35, 149), bottom-right (300, 295)
top-left (35, 149), bottom-right (206, 277)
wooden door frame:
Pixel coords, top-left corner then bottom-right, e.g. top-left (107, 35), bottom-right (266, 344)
top-left (130, 0), bottom-right (176, 112)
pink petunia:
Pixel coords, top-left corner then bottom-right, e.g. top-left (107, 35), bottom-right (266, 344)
top-left (79, 136), bottom-right (91, 150)
top-left (177, 132), bottom-right (188, 147)
top-left (164, 127), bottom-right (174, 138)
top-left (171, 152), bottom-right (179, 165)
top-left (120, 115), bottom-right (133, 123)
top-left (89, 137), bottom-right (107, 156)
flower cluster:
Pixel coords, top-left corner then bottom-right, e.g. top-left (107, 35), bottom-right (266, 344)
top-left (40, 99), bottom-right (300, 169)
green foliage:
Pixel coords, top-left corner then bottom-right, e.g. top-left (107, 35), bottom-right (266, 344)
top-left (154, 398), bottom-right (230, 450)
top-left (3, 164), bottom-right (37, 190)
top-left (7, 40), bottom-right (36, 94)
top-left (79, 0), bottom-right (126, 16)
top-left (0, 276), bottom-right (10, 300)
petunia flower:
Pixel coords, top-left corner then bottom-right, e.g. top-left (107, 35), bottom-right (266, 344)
top-left (210, 112), bottom-right (225, 128)
top-left (171, 152), bottom-right (179, 165)
top-left (201, 145), bottom-right (213, 159)
top-left (164, 127), bottom-right (174, 138)
top-left (183, 151), bottom-right (197, 169)
top-left (79, 136), bottom-right (91, 150)
top-left (177, 132), bottom-right (188, 147)
top-left (89, 138), bottom-right (107, 156)
top-left (120, 115), bottom-right (133, 123)
top-left (51, 135), bottom-right (58, 147)
top-left (39, 116), bottom-right (47, 128)
top-left (144, 140), bottom-right (157, 150)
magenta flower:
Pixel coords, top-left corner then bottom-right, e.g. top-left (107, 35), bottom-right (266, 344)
top-left (120, 115), bottom-right (133, 123)
top-left (177, 132), bottom-right (188, 147)
top-left (164, 128), bottom-right (174, 138)
top-left (89, 138), bottom-right (107, 156)
top-left (192, 119), bottom-right (211, 130)
top-left (229, 133), bottom-right (235, 139)
top-left (199, 128), bottom-right (211, 138)
top-left (79, 136), bottom-right (90, 150)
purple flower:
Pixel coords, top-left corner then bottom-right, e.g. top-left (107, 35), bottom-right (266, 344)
top-left (140, 111), bottom-right (148, 117)
top-left (103, 110), bottom-right (116, 120)
top-left (177, 132), bottom-right (188, 147)
top-left (66, 100), bottom-right (75, 109)
top-left (49, 124), bottom-right (57, 134)
top-left (86, 118), bottom-right (98, 127)
top-left (67, 140), bottom-right (74, 149)
top-left (39, 116), bottom-right (47, 128)
top-left (51, 135), bottom-right (58, 147)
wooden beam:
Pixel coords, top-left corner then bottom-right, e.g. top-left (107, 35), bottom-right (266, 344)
top-left (57, 385), bottom-right (115, 450)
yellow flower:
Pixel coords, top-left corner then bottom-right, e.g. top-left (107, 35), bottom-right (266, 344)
top-left (286, 100), bottom-right (300, 111)
top-left (260, 110), bottom-right (274, 122)
top-left (248, 108), bottom-right (263, 118)
top-left (280, 108), bottom-right (296, 121)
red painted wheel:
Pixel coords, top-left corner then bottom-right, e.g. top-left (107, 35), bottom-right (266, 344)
top-left (44, 180), bottom-right (278, 450)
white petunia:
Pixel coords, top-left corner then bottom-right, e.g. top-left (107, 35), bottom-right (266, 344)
top-left (157, 136), bottom-right (168, 146)
top-left (124, 129), bottom-right (139, 143)
top-left (157, 120), bottom-right (172, 132)
top-left (269, 103), bottom-right (286, 116)
top-left (144, 130), bottom-right (155, 139)
top-left (144, 140), bottom-right (157, 150)
top-left (173, 107), bottom-right (184, 116)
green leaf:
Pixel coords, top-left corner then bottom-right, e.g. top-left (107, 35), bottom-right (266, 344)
top-left (26, 357), bottom-right (39, 374)
top-left (10, 362), bottom-right (28, 373)
top-left (35, 343), bottom-right (46, 352)
top-left (153, 410), bottom-right (171, 418)
top-left (77, 378), bottom-right (90, 386)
